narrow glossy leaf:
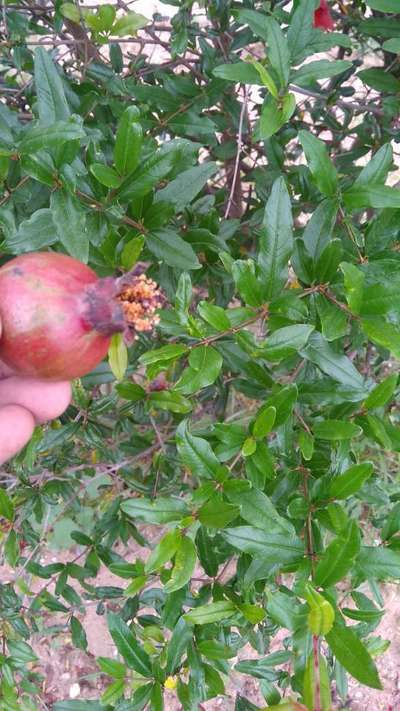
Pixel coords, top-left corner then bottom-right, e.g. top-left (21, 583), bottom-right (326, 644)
top-left (107, 613), bottom-right (152, 676)
top-left (265, 384), bottom-right (298, 427)
top-left (303, 653), bottom-right (331, 711)
top-left (116, 382), bottom-right (146, 402)
top-left (292, 60), bottom-right (352, 87)
top-left (7, 640), bottom-right (37, 663)
top-left (212, 61), bottom-right (262, 84)
top-left (301, 332), bottom-right (366, 394)
top-left (302, 199), bottom-right (338, 259)
top-left (97, 657), bottom-right (126, 678)
top-left (112, 11), bottom-right (148, 35)
top-left (258, 177), bottom-right (293, 299)
top-left (340, 262), bottom-right (365, 315)
top-left (260, 325), bottom-right (314, 361)
top-left (326, 623), bottom-right (382, 689)
top-left (0, 488), bottom-right (14, 521)
top-left (315, 294), bottom-right (347, 342)
top-left (19, 120), bottom-right (85, 154)
top-left (357, 546), bottom-right (400, 579)
top-left (176, 420), bottom-right (220, 478)
top-left (227, 487), bottom-right (294, 536)
top-left (313, 420), bottom-right (362, 440)
top-left (354, 143), bottom-right (393, 187)
top-left (90, 163), bottom-right (120, 188)
top-left (164, 535), bottom-right (197, 593)
top-left (299, 131), bottom-right (338, 197)
top-left (145, 529), bottom-right (181, 573)
top-left (70, 616), bottom-right (88, 651)
top-left (252, 406), bottom-right (276, 438)
top-left (149, 391), bottom-right (192, 414)
top-left (34, 47), bottom-right (70, 125)
top-left (197, 301), bottom-right (230, 331)
top-left (222, 526), bottom-right (304, 565)
top-left (165, 617), bottom-right (193, 675)
top-left (174, 346), bottom-right (223, 395)
top-left (366, 0), bottom-right (399, 9)
top-left (314, 521), bottom-right (360, 587)
top-left (262, 17), bottom-right (291, 87)
top-left (101, 679), bottom-right (124, 706)
top-left (108, 334), bottom-right (128, 381)
top-left (235, 651), bottom-right (291, 680)
top-left (365, 374), bottom-right (398, 411)
top-left (197, 640), bottom-right (236, 660)
top-left (60, 3), bottom-right (81, 21)
top-left (362, 318), bottom-right (400, 359)
top-left (121, 497), bottom-right (189, 524)
top-left (329, 462), bottom-right (373, 499)
top-left (344, 185), bottom-right (400, 209)
top-left (139, 344), bottom-right (188, 366)
top-left (146, 229), bottom-right (200, 271)
top-left (155, 162), bottom-right (217, 213)
top-left (50, 190), bottom-right (88, 262)
top-left (114, 106), bottom-right (142, 176)
top-left (198, 497), bottom-right (239, 528)
top-left (184, 601), bottom-right (237, 625)
top-left (232, 259), bottom-right (264, 307)
top-left (358, 67), bottom-right (400, 93)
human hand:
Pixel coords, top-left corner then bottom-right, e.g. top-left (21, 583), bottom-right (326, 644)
top-left (0, 360), bottom-right (71, 465)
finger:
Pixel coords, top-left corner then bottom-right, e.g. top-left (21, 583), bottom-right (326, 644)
top-left (0, 405), bottom-right (35, 465)
top-left (0, 377), bottom-right (71, 424)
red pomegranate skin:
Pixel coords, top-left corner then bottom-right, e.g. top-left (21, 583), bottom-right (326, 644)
top-left (0, 252), bottom-right (113, 380)
top-left (314, 0), bottom-right (334, 31)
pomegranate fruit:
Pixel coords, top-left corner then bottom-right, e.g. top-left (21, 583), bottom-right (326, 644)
top-left (314, 0), bottom-right (334, 31)
top-left (0, 252), bottom-right (162, 381)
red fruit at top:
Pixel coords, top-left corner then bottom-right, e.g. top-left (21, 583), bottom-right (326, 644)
top-left (314, 0), bottom-right (334, 31)
top-left (0, 252), bottom-right (162, 381)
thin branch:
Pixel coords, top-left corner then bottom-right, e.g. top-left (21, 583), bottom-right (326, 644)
top-left (224, 85), bottom-right (248, 219)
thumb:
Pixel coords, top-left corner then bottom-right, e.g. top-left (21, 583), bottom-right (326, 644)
top-left (0, 405), bottom-right (35, 465)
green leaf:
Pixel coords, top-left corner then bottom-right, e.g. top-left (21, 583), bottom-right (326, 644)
top-left (302, 199), bottom-right (338, 260)
top-left (108, 334), bottom-right (128, 381)
top-left (222, 526), bottom-right (304, 566)
top-left (258, 177), bottom-right (293, 299)
top-left (101, 679), bottom-right (124, 706)
top-left (301, 332), bottom-right (366, 394)
top-left (50, 190), bottom-right (88, 262)
top-left (121, 235), bottom-right (145, 270)
top-left (232, 259), bottom-right (264, 307)
top-left (165, 617), bottom-right (193, 675)
top-left (364, 374), bottom-right (398, 410)
top-left (313, 420), bottom-right (363, 441)
top-left (97, 657), bottom-right (126, 678)
top-left (235, 651), bottom-right (291, 680)
top-left (260, 324), bottom-right (314, 361)
top-left (165, 535), bottom-right (197, 593)
top-left (357, 546), bottom-right (400, 579)
top-left (314, 521), bottom-right (361, 587)
top-left (174, 346), bottom-right (223, 395)
top-left (198, 640), bottom-right (236, 660)
top-left (121, 497), bottom-right (189, 524)
top-left (107, 613), bottom-right (152, 676)
top-left (114, 106), bottom-right (143, 177)
top-left (198, 497), bottom-right (240, 528)
top-left (19, 119), bottom-right (85, 154)
top-left (344, 185), bottom-right (400, 209)
top-left (60, 3), bottom-right (81, 22)
top-left (7, 640), bottom-right (37, 663)
top-left (262, 17), bottom-right (291, 87)
top-left (70, 616), bottom-right (88, 651)
top-left (139, 344), bottom-right (188, 367)
top-left (34, 47), bottom-right (70, 126)
top-left (292, 60), bottom-right (352, 87)
top-left (90, 163), bottom-right (121, 188)
top-left (303, 653), bottom-right (331, 711)
top-left (287, 0), bottom-right (315, 64)
top-left (264, 384), bottom-right (298, 428)
top-left (197, 301), bottom-right (230, 331)
top-left (116, 382), bottom-right (146, 402)
top-left (362, 318), bottom-right (400, 359)
top-left (212, 61), bottom-right (261, 84)
top-left (155, 163), bottom-right (217, 214)
top-left (383, 38), bottom-right (400, 53)
top-left (353, 143), bottom-right (393, 187)
top-left (146, 229), bottom-right (201, 271)
top-left (326, 623), bottom-right (382, 689)
top-left (329, 462), bottom-right (374, 499)
top-left (145, 529), bottom-right (181, 574)
top-left (184, 601), bottom-right (237, 625)
top-left (149, 391), bottom-right (192, 414)
top-left (358, 67), bottom-right (400, 93)
top-left (252, 61), bottom-right (279, 98)
top-left (176, 420), bottom-right (220, 478)
top-left (340, 263), bottom-right (365, 315)
top-left (252, 406), bottom-right (276, 438)
top-left (299, 131), bottom-right (338, 197)
top-left (226, 486), bottom-right (294, 536)
top-left (0, 487), bottom-right (15, 521)
top-left (366, 0), bottom-right (399, 9)
top-left (112, 11), bottom-right (148, 36)
top-left (315, 294), bottom-right (347, 342)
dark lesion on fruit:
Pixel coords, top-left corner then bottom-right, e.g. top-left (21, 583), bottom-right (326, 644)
top-left (12, 267), bottom-right (23, 276)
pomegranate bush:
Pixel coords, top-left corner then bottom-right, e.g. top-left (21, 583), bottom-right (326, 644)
top-left (1, 1), bottom-right (400, 709)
